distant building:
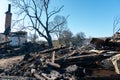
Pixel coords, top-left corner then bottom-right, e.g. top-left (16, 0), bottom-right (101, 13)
top-left (9, 31), bottom-right (27, 46)
top-left (0, 4), bottom-right (27, 46)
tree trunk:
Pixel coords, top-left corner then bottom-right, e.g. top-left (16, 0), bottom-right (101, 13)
top-left (47, 32), bottom-right (53, 48)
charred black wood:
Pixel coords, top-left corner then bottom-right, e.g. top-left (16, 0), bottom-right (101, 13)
top-left (47, 62), bottom-right (61, 69)
top-left (56, 52), bottom-right (118, 67)
top-left (80, 74), bottom-right (120, 80)
top-left (0, 76), bottom-right (36, 80)
top-left (55, 50), bottom-right (77, 61)
top-left (0, 41), bottom-right (11, 46)
top-left (90, 37), bottom-right (120, 50)
top-left (39, 46), bottom-right (67, 54)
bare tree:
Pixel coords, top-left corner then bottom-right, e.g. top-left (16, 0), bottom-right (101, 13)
top-left (113, 16), bottom-right (120, 41)
top-left (72, 32), bottom-right (86, 47)
top-left (8, 0), bottom-right (65, 48)
top-left (60, 29), bottom-right (73, 46)
top-left (59, 29), bottom-right (86, 47)
top-left (113, 17), bottom-right (120, 34)
top-left (28, 31), bottom-right (38, 43)
top-left (49, 15), bottom-right (67, 44)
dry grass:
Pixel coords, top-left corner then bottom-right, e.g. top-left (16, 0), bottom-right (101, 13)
top-left (0, 56), bottom-right (24, 69)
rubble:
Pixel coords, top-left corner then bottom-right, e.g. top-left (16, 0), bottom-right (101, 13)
top-left (0, 37), bottom-right (120, 79)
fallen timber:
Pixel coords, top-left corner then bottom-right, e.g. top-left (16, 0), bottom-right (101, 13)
top-left (80, 74), bottom-right (120, 80)
top-left (55, 51), bottom-right (119, 67)
top-left (0, 76), bottom-right (36, 80)
top-left (1, 37), bottom-right (120, 79)
top-left (0, 41), bottom-right (11, 46)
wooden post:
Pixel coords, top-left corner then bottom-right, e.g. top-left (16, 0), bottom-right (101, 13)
top-left (51, 51), bottom-right (55, 63)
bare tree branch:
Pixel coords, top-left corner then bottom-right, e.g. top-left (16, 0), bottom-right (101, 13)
top-left (9, 0), bottom-right (66, 48)
top-left (48, 6), bottom-right (64, 18)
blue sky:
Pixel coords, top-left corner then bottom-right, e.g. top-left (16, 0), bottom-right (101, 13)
top-left (52, 0), bottom-right (120, 37)
top-left (0, 0), bottom-right (9, 33)
top-left (1, 0), bottom-right (120, 38)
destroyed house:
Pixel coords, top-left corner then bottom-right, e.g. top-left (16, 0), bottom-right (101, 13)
top-left (9, 31), bottom-right (27, 46)
top-left (0, 4), bottom-right (27, 46)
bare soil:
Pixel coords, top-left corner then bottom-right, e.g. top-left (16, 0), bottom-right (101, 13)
top-left (0, 56), bottom-right (24, 70)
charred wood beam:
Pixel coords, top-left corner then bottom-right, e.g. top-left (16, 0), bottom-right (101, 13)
top-left (0, 76), bottom-right (36, 80)
top-left (39, 46), bottom-right (67, 54)
top-left (90, 37), bottom-right (120, 50)
top-left (55, 50), bottom-right (77, 61)
top-left (0, 41), bottom-right (11, 46)
top-left (24, 46), bottom-right (67, 62)
top-left (80, 74), bottom-right (120, 80)
top-left (47, 62), bottom-right (61, 69)
top-left (55, 52), bottom-right (119, 67)
top-left (33, 73), bottom-right (46, 80)
top-left (51, 51), bottom-right (55, 63)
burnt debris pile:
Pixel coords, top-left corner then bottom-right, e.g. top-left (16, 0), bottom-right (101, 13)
top-left (1, 37), bottom-right (120, 79)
